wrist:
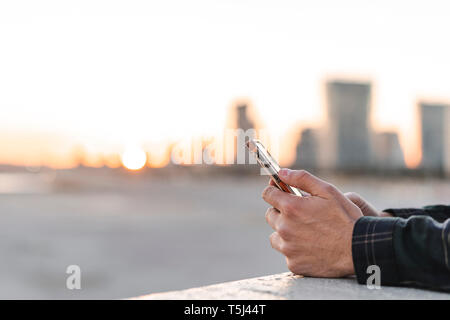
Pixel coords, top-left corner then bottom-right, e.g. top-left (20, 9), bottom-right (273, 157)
top-left (341, 250), bottom-right (355, 276)
top-left (379, 211), bottom-right (393, 217)
top-left (337, 219), bottom-right (356, 276)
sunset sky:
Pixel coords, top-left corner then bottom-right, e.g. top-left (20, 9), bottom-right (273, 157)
top-left (1, 0), bottom-right (450, 168)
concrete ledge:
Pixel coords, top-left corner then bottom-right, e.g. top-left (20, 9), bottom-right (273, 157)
top-left (133, 272), bottom-right (450, 300)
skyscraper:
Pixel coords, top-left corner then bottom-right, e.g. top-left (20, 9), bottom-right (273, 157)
top-left (294, 128), bottom-right (319, 169)
top-left (420, 102), bottom-right (450, 175)
top-left (372, 132), bottom-right (405, 171)
top-left (236, 104), bottom-right (255, 133)
top-left (233, 103), bottom-right (256, 165)
top-left (322, 80), bottom-right (372, 171)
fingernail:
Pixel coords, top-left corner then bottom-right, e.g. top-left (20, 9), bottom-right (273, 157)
top-left (279, 168), bottom-right (290, 177)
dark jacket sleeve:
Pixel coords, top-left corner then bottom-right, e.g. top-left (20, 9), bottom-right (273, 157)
top-left (384, 205), bottom-right (450, 223)
top-left (352, 214), bottom-right (450, 291)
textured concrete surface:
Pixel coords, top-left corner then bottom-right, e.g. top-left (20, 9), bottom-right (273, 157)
top-left (135, 272), bottom-right (450, 300)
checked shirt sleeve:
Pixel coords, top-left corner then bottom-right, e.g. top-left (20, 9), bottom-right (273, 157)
top-left (352, 215), bottom-right (450, 291)
top-left (352, 216), bottom-right (401, 285)
top-left (384, 205), bottom-right (450, 223)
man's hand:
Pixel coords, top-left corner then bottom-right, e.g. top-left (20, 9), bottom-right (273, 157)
top-left (345, 192), bottom-right (393, 217)
top-left (262, 169), bottom-right (363, 277)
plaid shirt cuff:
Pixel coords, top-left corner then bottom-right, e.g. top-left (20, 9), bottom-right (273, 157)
top-left (352, 216), bottom-right (402, 285)
top-left (383, 208), bottom-right (425, 219)
top-left (385, 205), bottom-right (450, 223)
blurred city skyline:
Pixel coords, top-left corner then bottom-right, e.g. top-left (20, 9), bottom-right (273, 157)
top-left (2, 1), bottom-right (450, 170)
top-left (1, 77), bottom-right (449, 175)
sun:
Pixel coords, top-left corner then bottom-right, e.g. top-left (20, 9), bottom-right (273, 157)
top-left (121, 146), bottom-right (147, 170)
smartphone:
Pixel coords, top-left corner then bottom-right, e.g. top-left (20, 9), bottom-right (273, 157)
top-left (246, 139), bottom-right (302, 197)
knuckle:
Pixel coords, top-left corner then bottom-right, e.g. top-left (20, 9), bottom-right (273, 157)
top-left (299, 169), bottom-right (309, 176)
top-left (295, 169), bottom-right (309, 180)
top-left (344, 191), bottom-right (354, 197)
top-left (277, 224), bottom-right (291, 240)
top-left (323, 183), bottom-right (338, 194)
top-left (346, 192), bottom-right (362, 206)
top-left (346, 191), bottom-right (359, 200)
top-left (282, 200), bottom-right (297, 215)
top-left (281, 242), bottom-right (294, 257)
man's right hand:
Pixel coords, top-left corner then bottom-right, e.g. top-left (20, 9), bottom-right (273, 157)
top-left (344, 192), bottom-right (392, 217)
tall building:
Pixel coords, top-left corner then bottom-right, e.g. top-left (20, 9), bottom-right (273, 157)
top-left (234, 103), bottom-right (256, 165)
top-left (420, 103), bottom-right (450, 175)
top-left (294, 128), bottom-right (319, 169)
top-left (372, 132), bottom-right (405, 171)
top-left (322, 80), bottom-right (372, 171)
top-left (237, 104), bottom-right (255, 133)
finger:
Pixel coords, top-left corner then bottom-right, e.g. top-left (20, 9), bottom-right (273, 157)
top-left (269, 232), bottom-right (283, 253)
top-left (278, 169), bottom-right (334, 197)
top-left (345, 192), bottom-right (379, 217)
top-left (269, 178), bottom-right (277, 187)
top-left (265, 207), bottom-right (280, 231)
top-left (262, 185), bottom-right (300, 212)
top-left (345, 192), bottom-right (364, 208)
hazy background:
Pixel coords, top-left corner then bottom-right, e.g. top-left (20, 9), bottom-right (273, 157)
top-left (2, 0), bottom-right (450, 167)
top-left (0, 1), bottom-right (449, 299)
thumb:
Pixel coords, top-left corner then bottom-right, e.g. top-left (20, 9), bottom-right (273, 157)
top-left (278, 169), bottom-right (331, 197)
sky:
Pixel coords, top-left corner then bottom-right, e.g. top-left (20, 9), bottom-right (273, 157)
top-left (1, 0), bottom-right (450, 168)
